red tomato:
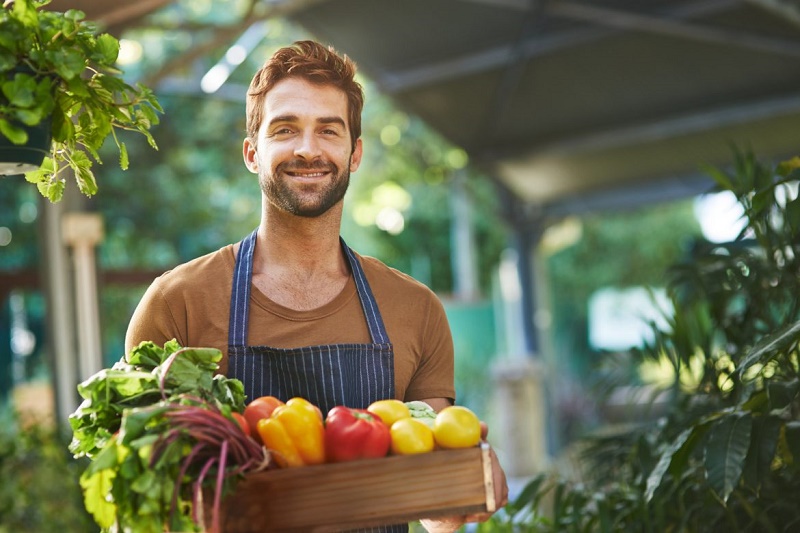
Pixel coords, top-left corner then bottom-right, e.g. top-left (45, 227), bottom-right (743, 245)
top-left (231, 412), bottom-right (251, 437)
top-left (244, 396), bottom-right (285, 443)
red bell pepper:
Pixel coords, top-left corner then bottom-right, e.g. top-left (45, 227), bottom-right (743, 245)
top-left (324, 406), bottom-right (391, 462)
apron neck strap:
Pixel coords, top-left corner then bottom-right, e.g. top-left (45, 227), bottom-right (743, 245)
top-left (228, 228), bottom-right (391, 347)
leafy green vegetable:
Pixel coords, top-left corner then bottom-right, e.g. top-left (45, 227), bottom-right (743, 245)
top-left (405, 400), bottom-right (437, 428)
top-left (69, 340), bottom-right (267, 532)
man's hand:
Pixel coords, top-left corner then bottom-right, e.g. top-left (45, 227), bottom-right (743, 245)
top-left (419, 422), bottom-right (509, 533)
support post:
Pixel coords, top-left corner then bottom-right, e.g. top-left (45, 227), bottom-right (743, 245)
top-left (61, 212), bottom-right (104, 382)
top-left (450, 171), bottom-right (479, 301)
top-left (490, 197), bottom-right (551, 477)
top-left (40, 196), bottom-right (78, 425)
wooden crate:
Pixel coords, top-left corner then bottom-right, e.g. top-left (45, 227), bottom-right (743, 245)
top-left (224, 442), bottom-right (496, 532)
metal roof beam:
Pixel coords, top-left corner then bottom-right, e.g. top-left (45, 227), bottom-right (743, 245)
top-left (745, 0), bottom-right (800, 28)
top-left (540, 171), bottom-right (715, 217)
top-left (550, 0), bottom-right (800, 58)
top-left (509, 92), bottom-right (800, 157)
top-left (377, 0), bottom-right (739, 93)
top-left (481, 0), bottom-right (548, 142)
top-left (453, 0), bottom-right (532, 9)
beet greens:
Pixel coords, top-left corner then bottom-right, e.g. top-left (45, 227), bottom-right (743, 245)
top-left (69, 340), bottom-right (269, 532)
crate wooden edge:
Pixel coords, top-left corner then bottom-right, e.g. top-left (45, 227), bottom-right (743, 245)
top-left (223, 442), bottom-right (494, 532)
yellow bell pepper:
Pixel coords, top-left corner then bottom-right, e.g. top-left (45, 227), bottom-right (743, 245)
top-left (256, 397), bottom-right (325, 467)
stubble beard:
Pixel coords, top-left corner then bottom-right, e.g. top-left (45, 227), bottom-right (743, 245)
top-left (260, 158), bottom-right (351, 218)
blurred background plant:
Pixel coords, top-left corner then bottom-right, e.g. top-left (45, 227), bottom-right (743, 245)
top-left (0, 408), bottom-right (93, 531)
top-left (472, 150), bottom-right (800, 531)
top-left (4, 2), bottom-right (796, 531)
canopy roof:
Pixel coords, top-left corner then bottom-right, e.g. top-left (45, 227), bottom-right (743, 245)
top-left (286, 0), bottom-right (800, 215)
top-left (49, 0), bottom-right (800, 216)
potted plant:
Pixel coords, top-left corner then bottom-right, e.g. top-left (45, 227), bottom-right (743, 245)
top-left (0, 0), bottom-right (162, 202)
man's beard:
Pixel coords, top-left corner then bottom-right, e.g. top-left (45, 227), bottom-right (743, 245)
top-left (260, 158), bottom-right (351, 218)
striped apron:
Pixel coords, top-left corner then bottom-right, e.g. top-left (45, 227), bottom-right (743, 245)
top-left (227, 228), bottom-right (407, 533)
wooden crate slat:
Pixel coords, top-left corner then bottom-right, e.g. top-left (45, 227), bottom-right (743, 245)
top-left (224, 445), bottom-right (491, 532)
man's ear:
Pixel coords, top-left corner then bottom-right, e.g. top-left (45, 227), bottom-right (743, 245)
top-left (350, 138), bottom-right (363, 173)
top-left (243, 137), bottom-right (258, 174)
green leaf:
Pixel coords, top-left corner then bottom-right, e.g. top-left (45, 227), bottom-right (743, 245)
top-left (119, 140), bottom-right (129, 170)
top-left (784, 422), bottom-right (800, 464)
top-left (704, 413), bottom-right (752, 503)
top-left (66, 74), bottom-right (91, 98)
top-left (71, 150), bottom-right (98, 196)
top-left (51, 105), bottom-right (73, 143)
top-left (24, 155), bottom-right (54, 181)
top-left (645, 428), bottom-right (694, 502)
top-left (0, 52), bottom-right (17, 72)
top-left (739, 319), bottom-right (800, 377)
top-left (95, 33), bottom-right (120, 64)
top-left (126, 340), bottom-right (172, 368)
top-left (63, 8), bottom-right (88, 22)
top-left (785, 196), bottom-right (800, 232)
top-left (767, 379), bottom-right (800, 413)
top-left (742, 415), bottom-right (781, 491)
top-left (131, 469), bottom-right (159, 494)
top-left (119, 404), bottom-right (170, 444)
top-left (11, 0), bottom-right (38, 28)
top-left (2, 72), bottom-right (36, 107)
top-left (751, 186), bottom-right (774, 217)
top-left (48, 48), bottom-right (87, 80)
top-left (79, 467), bottom-right (117, 528)
top-left (84, 437), bottom-right (124, 475)
top-left (776, 156), bottom-right (800, 178)
top-left (740, 388), bottom-right (768, 413)
top-left (0, 117), bottom-right (28, 144)
top-left (701, 163), bottom-right (734, 192)
top-left (13, 107), bottom-right (45, 126)
top-left (669, 419), bottom-right (712, 476)
top-left (38, 171), bottom-right (65, 203)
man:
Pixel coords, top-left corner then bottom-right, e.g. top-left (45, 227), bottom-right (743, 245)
top-left (126, 40), bottom-right (507, 532)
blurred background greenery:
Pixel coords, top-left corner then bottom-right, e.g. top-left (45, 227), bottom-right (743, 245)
top-left (4, 1), bottom-right (784, 530)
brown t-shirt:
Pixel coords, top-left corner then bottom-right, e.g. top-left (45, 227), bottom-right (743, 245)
top-left (125, 245), bottom-right (455, 403)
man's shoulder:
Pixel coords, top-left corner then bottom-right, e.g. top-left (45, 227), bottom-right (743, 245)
top-left (152, 245), bottom-right (235, 291)
top-left (355, 252), bottom-right (436, 296)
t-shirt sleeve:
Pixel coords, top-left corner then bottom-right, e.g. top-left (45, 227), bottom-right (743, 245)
top-left (124, 276), bottom-right (184, 353)
top-left (403, 293), bottom-right (455, 403)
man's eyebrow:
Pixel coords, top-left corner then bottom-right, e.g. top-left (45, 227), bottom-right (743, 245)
top-left (317, 116), bottom-right (346, 128)
top-left (268, 114), bottom-right (298, 127)
top-left (267, 115), bottom-right (346, 128)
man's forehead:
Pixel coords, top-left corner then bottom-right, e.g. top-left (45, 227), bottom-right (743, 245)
top-left (265, 78), bottom-right (348, 114)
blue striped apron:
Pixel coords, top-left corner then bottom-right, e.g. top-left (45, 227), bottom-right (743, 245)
top-left (227, 228), bottom-right (407, 533)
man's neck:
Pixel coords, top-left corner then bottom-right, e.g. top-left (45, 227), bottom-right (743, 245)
top-left (249, 206), bottom-right (350, 310)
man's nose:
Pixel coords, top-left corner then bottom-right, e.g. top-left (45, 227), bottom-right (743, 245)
top-left (294, 132), bottom-right (322, 160)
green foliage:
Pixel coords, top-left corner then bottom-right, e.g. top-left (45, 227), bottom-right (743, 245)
top-left (498, 150), bottom-right (800, 531)
top-left (545, 201), bottom-right (701, 383)
top-left (0, 0), bottom-right (162, 202)
top-left (70, 341), bottom-right (257, 532)
top-left (0, 410), bottom-right (95, 532)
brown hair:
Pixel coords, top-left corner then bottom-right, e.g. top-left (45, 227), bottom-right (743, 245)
top-left (245, 40), bottom-right (364, 149)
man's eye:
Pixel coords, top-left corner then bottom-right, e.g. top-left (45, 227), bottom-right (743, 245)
top-left (269, 127), bottom-right (294, 136)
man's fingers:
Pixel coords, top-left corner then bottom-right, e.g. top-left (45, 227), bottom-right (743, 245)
top-left (465, 512), bottom-right (493, 523)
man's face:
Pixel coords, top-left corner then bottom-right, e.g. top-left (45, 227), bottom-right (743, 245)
top-left (243, 77), bottom-right (362, 218)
